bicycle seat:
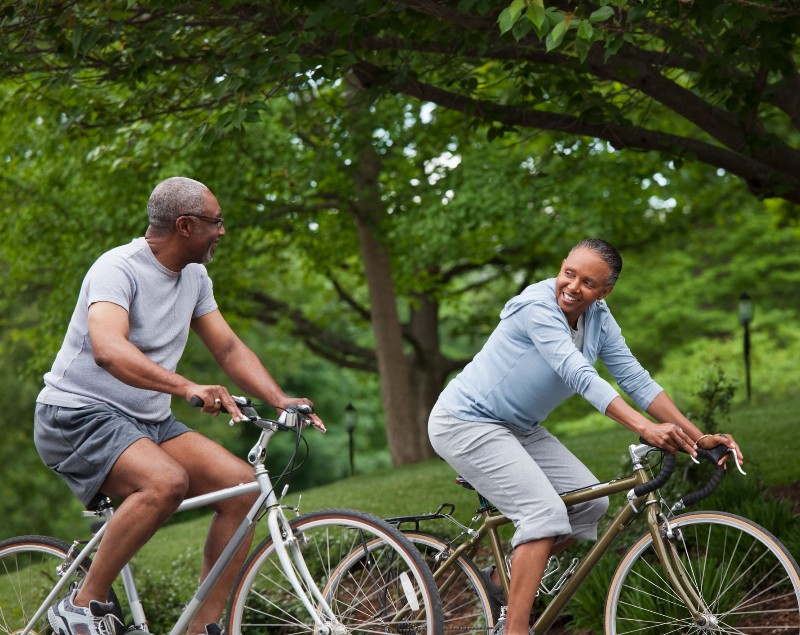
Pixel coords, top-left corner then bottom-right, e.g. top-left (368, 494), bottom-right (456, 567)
top-left (455, 475), bottom-right (476, 490)
top-left (85, 494), bottom-right (113, 513)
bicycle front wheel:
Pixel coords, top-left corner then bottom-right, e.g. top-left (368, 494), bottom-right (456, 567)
top-left (605, 511), bottom-right (800, 634)
top-left (403, 531), bottom-right (496, 634)
top-left (0, 535), bottom-right (123, 635)
top-left (227, 509), bottom-right (443, 634)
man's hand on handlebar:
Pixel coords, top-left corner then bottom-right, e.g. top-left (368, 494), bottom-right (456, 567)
top-left (185, 385), bottom-right (248, 421)
top-left (275, 396), bottom-right (327, 432)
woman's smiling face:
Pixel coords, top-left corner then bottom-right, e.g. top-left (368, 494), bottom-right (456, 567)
top-left (555, 247), bottom-right (614, 327)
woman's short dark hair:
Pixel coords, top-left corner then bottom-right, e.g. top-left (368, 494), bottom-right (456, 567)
top-left (570, 238), bottom-right (623, 285)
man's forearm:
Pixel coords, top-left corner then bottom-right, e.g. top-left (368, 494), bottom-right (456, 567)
top-left (217, 341), bottom-right (288, 406)
top-left (94, 338), bottom-right (193, 398)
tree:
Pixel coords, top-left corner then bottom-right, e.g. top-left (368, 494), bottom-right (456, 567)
top-left (3, 0), bottom-right (796, 464)
top-left (1, 1), bottom-right (799, 206)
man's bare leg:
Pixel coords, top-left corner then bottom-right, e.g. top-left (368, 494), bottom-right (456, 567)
top-left (74, 439), bottom-right (190, 607)
top-left (159, 432), bottom-right (257, 634)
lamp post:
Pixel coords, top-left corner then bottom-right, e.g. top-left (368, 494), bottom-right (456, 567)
top-left (738, 292), bottom-right (754, 401)
top-left (345, 403), bottom-right (357, 476)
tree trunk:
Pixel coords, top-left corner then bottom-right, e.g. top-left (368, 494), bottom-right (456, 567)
top-left (353, 217), bottom-right (426, 465)
top-left (345, 88), bottom-right (434, 465)
top-left (407, 296), bottom-right (449, 461)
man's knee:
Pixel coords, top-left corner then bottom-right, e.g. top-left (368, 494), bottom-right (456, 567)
top-left (141, 465), bottom-right (190, 510)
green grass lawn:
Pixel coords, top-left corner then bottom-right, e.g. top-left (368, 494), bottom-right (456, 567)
top-left (135, 396), bottom-right (799, 576)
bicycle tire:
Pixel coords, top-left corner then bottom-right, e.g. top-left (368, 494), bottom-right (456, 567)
top-left (0, 535), bottom-right (124, 635)
top-left (403, 531), bottom-right (496, 634)
top-left (604, 511), bottom-right (800, 634)
top-left (226, 509), bottom-right (443, 635)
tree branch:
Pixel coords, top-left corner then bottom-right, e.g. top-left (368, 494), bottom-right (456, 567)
top-left (352, 61), bottom-right (800, 203)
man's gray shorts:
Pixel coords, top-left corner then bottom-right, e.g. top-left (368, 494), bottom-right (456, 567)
top-left (429, 402), bottom-right (609, 548)
top-left (34, 402), bottom-right (192, 507)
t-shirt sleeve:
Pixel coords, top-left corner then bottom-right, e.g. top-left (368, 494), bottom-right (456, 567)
top-left (192, 266), bottom-right (218, 318)
top-left (84, 253), bottom-right (137, 312)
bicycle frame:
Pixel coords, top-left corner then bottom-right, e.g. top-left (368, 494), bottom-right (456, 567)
top-left (425, 443), bottom-right (709, 635)
top-left (20, 418), bottom-right (340, 635)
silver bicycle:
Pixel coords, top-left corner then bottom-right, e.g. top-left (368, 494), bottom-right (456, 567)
top-left (0, 398), bottom-right (443, 635)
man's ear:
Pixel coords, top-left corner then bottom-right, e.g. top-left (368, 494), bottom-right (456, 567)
top-left (175, 216), bottom-right (194, 237)
top-left (601, 284), bottom-right (614, 300)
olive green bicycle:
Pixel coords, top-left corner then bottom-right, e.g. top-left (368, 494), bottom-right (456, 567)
top-left (389, 441), bottom-right (800, 634)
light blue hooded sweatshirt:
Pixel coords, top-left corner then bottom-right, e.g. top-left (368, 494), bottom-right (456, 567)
top-left (439, 278), bottom-right (663, 432)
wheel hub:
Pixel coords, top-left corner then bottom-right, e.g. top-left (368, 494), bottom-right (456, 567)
top-left (695, 613), bottom-right (720, 630)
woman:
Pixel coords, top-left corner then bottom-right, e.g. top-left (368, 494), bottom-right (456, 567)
top-left (428, 238), bottom-right (743, 635)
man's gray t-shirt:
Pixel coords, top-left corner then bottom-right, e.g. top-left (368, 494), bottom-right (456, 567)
top-left (37, 237), bottom-right (217, 422)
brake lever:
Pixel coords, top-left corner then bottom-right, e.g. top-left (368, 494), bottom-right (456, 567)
top-left (692, 443), bottom-right (746, 475)
top-left (730, 447), bottom-right (747, 475)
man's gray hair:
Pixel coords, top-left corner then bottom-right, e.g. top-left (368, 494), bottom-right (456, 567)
top-left (147, 177), bottom-right (208, 230)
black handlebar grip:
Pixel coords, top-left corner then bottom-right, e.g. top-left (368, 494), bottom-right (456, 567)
top-left (696, 443), bottom-right (729, 465)
top-left (189, 395), bottom-right (230, 414)
top-left (633, 451), bottom-right (676, 497)
top-left (681, 464), bottom-right (726, 507)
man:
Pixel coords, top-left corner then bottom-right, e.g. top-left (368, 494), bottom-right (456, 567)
top-left (35, 176), bottom-right (324, 635)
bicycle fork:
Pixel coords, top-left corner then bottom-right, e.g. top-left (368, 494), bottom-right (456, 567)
top-left (647, 504), bottom-right (718, 630)
top-left (265, 506), bottom-right (346, 634)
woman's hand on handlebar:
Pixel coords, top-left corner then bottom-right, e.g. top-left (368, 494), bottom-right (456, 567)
top-left (640, 422), bottom-right (698, 458)
top-left (184, 384), bottom-right (248, 421)
top-left (276, 396), bottom-right (327, 432)
top-left (698, 432), bottom-right (744, 467)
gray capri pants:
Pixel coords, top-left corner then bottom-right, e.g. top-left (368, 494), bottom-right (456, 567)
top-left (429, 401), bottom-right (608, 548)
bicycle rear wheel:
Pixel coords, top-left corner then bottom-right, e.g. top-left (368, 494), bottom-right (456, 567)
top-left (226, 509), bottom-right (443, 634)
top-left (605, 511), bottom-right (800, 634)
top-left (403, 531), bottom-right (496, 634)
top-left (0, 535), bottom-right (124, 635)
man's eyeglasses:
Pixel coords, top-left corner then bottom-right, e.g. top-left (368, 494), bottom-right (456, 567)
top-left (180, 214), bottom-right (224, 229)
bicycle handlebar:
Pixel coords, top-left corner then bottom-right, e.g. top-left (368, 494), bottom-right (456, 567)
top-left (630, 441), bottom-right (738, 511)
top-left (632, 451), bottom-right (677, 498)
top-left (188, 395), bottom-right (314, 429)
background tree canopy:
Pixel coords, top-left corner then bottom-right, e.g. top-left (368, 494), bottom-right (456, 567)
top-left (2, 0), bottom-right (799, 204)
top-left (0, 1), bottom-right (798, 536)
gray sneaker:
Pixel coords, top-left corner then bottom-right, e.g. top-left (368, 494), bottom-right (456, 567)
top-left (47, 589), bottom-right (122, 635)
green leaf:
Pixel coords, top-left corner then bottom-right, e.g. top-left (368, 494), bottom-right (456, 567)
top-left (590, 6), bottom-right (615, 22)
top-left (545, 20), bottom-right (567, 51)
top-left (71, 24), bottom-right (82, 57)
top-left (508, 0), bottom-right (526, 21)
top-left (526, 3), bottom-right (546, 31)
top-left (577, 19), bottom-right (593, 41)
top-left (499, 0), bottom-right (526, 34)
top-left (497, 7), bottom-right (516, 35)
